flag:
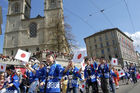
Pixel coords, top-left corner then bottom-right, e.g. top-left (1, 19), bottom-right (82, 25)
top-left (119, 70), bottom-right (125, 77)
top-left (15, 49), bottom-right (31, 62)
top-left (72, 51), bottom-right (85, 63)
top-left (0, 63), bottom-right (6, 72)
top-left (111, 58), bottom-right (118, 66)
top-left (81, 60), bottom-right (86, 70)
top-left (79, 82), bottom-right (85, 92)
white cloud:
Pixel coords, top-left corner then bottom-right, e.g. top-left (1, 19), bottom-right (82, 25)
top-left (78, 47), bottom-right (86, 51)
top-left (125, 31), bottom-right (140, 52)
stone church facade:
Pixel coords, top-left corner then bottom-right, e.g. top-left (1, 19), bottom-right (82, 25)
top-left (3, 0), bottom-right (69, 56)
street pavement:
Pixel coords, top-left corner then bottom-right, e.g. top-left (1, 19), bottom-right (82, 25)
top-left (116, 80), bottom-right (140, 93)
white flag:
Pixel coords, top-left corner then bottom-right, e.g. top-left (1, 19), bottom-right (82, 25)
top-left (119, 70), bottom-right (125, 77)
top-left (0, 63), bottom-right (6, 72)
top-left (15, 49), bottom-right (31, 62)
top-left (72, 51), bottom-right (85, 63)
top-left (81, 60), bottom-right (86, 70)
top-left (111, 58), bottom-right (118, 66)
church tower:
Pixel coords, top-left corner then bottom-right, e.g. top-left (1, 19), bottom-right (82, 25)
top-left (3, 0), bottom-right (31, 56)
top-left (44, 0), bottom-right (69, 53)
top-left (3, 0), bottom-right (69, 56)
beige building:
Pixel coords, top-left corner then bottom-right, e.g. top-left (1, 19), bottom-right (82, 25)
top-left (84, 28), bottom-right (138, 67)
top-left (0, 6), bottom-right (2, 35)
top-left (3, 0), bottom-right (69, 56)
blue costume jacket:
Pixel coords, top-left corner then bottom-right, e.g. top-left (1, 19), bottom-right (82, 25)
top-left (36, 67), bottom-right (46, 92)
top-left (93, 61), bottom-right (98, 70)
top-left (7, 74), bottom-right (20, 91)
top-left (129, 66), bottom-right (136, 75)
top-left (84, 64), bottom-right (98, 83)
top-left (98, 63), bottom-right (110, 78)
top-left (26, 64), bottom-right (39, 84)
top-left (66, 66), bottom-right (82, 88)
top-left (109, 70), bottom-right (117, 83)
top-left (42, 63), bottom-right (64, 93)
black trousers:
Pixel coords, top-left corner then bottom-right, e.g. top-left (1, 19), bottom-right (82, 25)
top-left (101, 78), bottom-right (110, 93)
top-left (86, 80), bottom-right (98, 93)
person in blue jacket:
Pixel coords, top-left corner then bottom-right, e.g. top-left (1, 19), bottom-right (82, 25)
top-left (36, 62), bottom-right (47, 93)
top-left (109, 65), bottom-right (117, 93)
top-left (64, 60), bottom-right (83, 93)
top-left (98, 57), bottom-right (110, 93)
top-left (84, 57), bottom-right (98, 93)
top-left (28, 53), bottom-right (65, 93)
top-left (6, 65), bottom-right (20, 93)
top-left (25, 62), bottom-right (40, 93)
top-left (92, 56), bottom-right (98, 70)
top-left (129, 63), bottom-right (137, 84)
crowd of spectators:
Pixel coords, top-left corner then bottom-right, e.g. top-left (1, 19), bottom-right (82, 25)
top-left (0, 49), bottom-right (74, 62)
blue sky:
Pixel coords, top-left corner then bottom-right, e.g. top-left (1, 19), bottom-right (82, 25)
top-left (1, 0), bottom-right (140, 53)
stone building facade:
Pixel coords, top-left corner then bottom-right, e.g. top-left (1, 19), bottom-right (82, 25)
top-left (0, 6), bottom-right (2, 35)
top-left (3, 0), bottom-right (69, 56)
top-left (84, 28), bottom-right (138, 67)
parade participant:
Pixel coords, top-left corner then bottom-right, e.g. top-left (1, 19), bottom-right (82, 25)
top-left (20, 73), bottom-right (27, 93)
top-left (6, 65), bottom-right (20, 93)
top-left (65, 60), bottom-right (83, 93)
top-left (26, 62), bottom-right (40, 93)
top-left (0, 72), bottom-right (5, 92)
top-left (109, 65), bottom-right (116, 93)
top-left (37, 62), bottom-right (47, 93)
top-left (136, 70), bottom-right (140, 80)
top-left (25, 62), bottom-right (35, 86)
top-left (129, 63), bottom-right (137, 84)
top-left (84, 57), bottom-right (98, 93)
top-left (25, 61), bottom-right (46, 93)
top-left (39, 53), bottom-right (65, 93)
top-left (60, 75), bottom-right (68, 93)
top-left (112, 67), bottom-right (119, 89)
top-left (79, 72), bottom-right (85, 93)
top-left (123, 67), bottom-right (129, 85)
top-left (92, 56), bottom-right (98, 70)
top-left (98, 57), bottom-right (110, 93)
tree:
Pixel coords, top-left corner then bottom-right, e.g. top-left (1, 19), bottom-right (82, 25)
top-left (64, 22), bottom-right (78, 53)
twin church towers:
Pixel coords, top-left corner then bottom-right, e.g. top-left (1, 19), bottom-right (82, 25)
top-left (3, 0), bottom-right (69, 56)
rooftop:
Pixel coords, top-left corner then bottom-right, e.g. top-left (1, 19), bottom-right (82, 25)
top-left (84, 28), bottom-right (133, 41)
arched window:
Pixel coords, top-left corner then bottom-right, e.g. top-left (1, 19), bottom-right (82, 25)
top-left (12, 3), bottom-right (20, 14)
top-left (29, 22), bottom-right (37, 37)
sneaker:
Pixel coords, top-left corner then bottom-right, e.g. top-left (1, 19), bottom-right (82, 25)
top-left (116, 86), bottom-right (119, 89)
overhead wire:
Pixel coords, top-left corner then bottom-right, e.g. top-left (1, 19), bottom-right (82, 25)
top-left (89, 0), bottom-right (115, 27)
top-left (122, 0), bottom-right (136, 34)
top-left (64, 7), bottom-right (96, 31)
top-left (122, 0), bottom-right (138, 48)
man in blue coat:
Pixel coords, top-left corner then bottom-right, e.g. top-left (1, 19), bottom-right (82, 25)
top-left (129, 63), bottom-right (137, 84)
top-left (98, 57), bottom-right (110, 93)
top-left (39, 53), bottom-right (65, 93)
top-left (84, 57), bottom-right (98, 93)
top-left (64, 61), bottom-right (83, 93)
top-left (6, 65), bottom-right (20, 93)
